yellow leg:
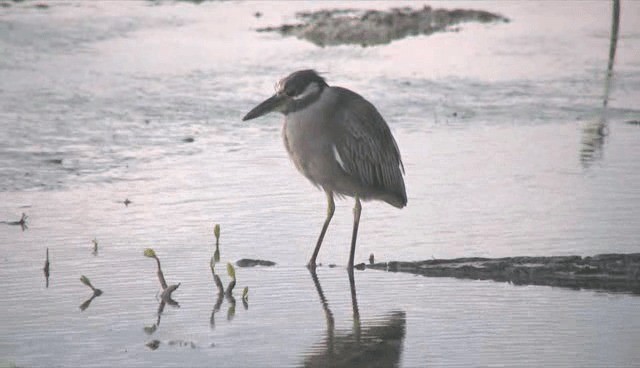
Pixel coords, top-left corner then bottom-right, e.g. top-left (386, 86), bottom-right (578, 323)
top-left (308, 191), bottom-right (335, 269)
top-left (348, 195), bottom-right (362, 269)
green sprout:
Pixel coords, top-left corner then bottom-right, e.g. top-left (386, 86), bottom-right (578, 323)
top-left (214, 224), bottom-right (221, 243)
top-left (80, 275), bottom-right (92, 287)
top-left (214, 246), bottom-right (220, 263)
top-left (225, 263), bottom-right (236, 296)
top-left (227, 302), bottom-right (236, 321)
top-left (143, 247), bottom-right (168, 290)
top-left (242, 287), bottom-right (249, 301)
top-left (227, 262), bottom-right (236, 280)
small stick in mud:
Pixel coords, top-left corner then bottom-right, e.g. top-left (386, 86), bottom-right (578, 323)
top-left (17, 212), bottom-right (28, 229)
top-left (2, 212), bottom-right (29, 230)
top-left (146, 340), bottom-right (160, 350)
top-left (80, 275), bottom-right (103, 296)
top-left (92, 238), bottom-right (98, 255)
top-left (43, 248), bottom-right (50, 288)
top-left (79, 275), bottom-right (103, 311)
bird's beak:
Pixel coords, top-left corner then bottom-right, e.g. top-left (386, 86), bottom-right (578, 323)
top-left (242, 94), bottom-right (287, 121)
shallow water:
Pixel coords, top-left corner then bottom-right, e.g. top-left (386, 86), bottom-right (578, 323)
top-left (1, 1), bottom-right (640, 367)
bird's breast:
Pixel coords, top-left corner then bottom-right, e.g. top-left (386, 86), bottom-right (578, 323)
top-left (282, 113), bottom-right (338, 186)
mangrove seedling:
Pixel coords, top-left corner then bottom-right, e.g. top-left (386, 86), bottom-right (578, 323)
top-left (210, 256), bottom-right (224, 295)
top-left (242, 287), bottom-right (249, 310)
top-left (207, 244), bottom-right (250, 324)
top-left (225, 263), bottom-right (236, 297)
top-left (227, 262), bottom-right (236, 280)
top-left (143, 248), bottom-right (156, 258)
top-left (144, 248), bottom-right (180, 301)
top-left (214, 244), bottom-right (220, 263)
top-left (213, 224), bottom-right (221, 262)
top-left (144, 248), bottom-right (167, 289)
top-left (210, 291), bottom-right (224, 329)
top-left (214, 223), bottom-right (221, 245)
top-left (227, 294), bottom-right (236, 321)
top-left (213, 244), bottom-right (220, 263)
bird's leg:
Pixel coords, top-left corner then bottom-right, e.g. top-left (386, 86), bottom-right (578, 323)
top-left (348, 195), bottom-right (362, 269)
top-left (308, 191), bottom-right (335, 270)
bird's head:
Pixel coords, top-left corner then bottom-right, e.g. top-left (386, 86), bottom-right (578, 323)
top-left (242, 69), bottom-right (328, 121)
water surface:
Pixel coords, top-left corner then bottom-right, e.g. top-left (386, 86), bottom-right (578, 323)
top-left (1, 1), bottom-right (640, 367)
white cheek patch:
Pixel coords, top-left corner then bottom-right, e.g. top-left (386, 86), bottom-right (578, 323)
top-left (294, 82), bottom-right (320, 100)
top-left (332, 144), bottom-right (347, 171)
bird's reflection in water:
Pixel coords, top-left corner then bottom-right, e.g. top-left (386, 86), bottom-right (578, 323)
top-left (580, 119), bottom-right (608, 168)
top-left (303, 270), bottom-right (406, 368)
top-left (580, 0), bottom-right (619, 168)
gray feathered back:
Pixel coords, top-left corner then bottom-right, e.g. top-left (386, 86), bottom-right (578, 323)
top-left (332, 87), bottom-right (407, 207)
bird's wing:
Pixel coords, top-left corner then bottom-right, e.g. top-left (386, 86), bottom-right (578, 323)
top-left (332, 88), bottom-right (406, 202)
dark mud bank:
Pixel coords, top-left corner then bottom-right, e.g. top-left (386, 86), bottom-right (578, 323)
top-left (367, 253), bottom-right (640, 294)
top-left (257, 5), bottom-right (509, 47)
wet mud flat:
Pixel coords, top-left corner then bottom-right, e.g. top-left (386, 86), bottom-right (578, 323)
top-left (257, 5), bottom-right (509, 47)
top-left (367, 253), bottom-right (640, 294)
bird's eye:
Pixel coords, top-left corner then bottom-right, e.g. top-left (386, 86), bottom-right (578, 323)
top-left (284, 88), bottom-right (296, 97)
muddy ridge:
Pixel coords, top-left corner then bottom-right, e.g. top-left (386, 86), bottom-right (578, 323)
top-left (257, 6), bottom-right (509, 47)
top-left (367, 253), bottom-right (640, 294)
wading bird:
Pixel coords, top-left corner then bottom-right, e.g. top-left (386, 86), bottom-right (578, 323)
top-left (242, 70), bottom-right (406, 269)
